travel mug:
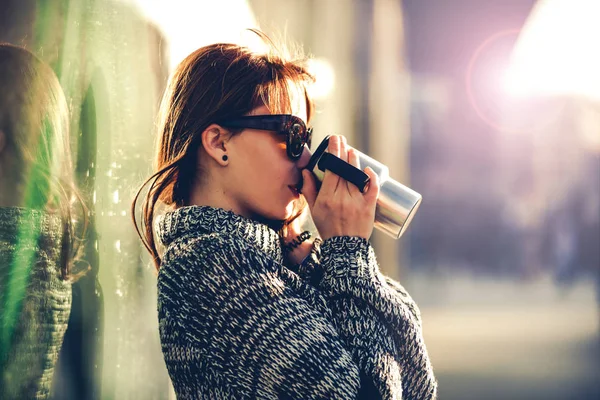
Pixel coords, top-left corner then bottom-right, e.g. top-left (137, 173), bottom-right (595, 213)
top-left (304, 135), bottom-right (422, 239)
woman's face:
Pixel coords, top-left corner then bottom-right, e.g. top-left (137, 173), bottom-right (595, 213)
top-left (223, 88), bottom-right (309, 221)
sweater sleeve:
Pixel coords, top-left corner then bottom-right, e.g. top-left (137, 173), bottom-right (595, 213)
top-left (294, 237), bottom-right (423, 326)
top-left (315, 236), bottom-right (437, 399)
top-left (158, 234), bottom-right (364, 400)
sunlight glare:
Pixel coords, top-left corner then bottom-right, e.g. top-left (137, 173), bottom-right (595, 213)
top-left (505, 0), bottom-right (600, 100)
top-left (128, 0), bottom-right (258, 71)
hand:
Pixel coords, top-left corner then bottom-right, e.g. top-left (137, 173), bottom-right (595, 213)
top-left (301, 135), bottom-right (380, 241)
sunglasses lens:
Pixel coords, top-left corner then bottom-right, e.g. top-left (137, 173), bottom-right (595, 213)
top-left (287, 123), bottom-right (307, 159)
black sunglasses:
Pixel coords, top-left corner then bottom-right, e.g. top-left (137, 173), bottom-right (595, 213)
top-left (217, 114), bottom-right (312, 160)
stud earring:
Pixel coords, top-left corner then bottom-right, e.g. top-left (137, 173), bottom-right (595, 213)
top-left (222, 155), bottom-right (228, 162)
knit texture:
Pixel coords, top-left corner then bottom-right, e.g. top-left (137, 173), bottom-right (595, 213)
top-left (0, 207), bottom-right (71, 400)
top-left (157, 205), bottom-right (437, 399)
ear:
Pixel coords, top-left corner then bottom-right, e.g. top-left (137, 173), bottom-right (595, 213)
top-left (200, 124), bottom-right (231, 166)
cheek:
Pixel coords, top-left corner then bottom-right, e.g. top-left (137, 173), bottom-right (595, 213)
top-left (233, 135), bottom-right (291, 197)
top-left (240, 151), bottom-right (284, 191)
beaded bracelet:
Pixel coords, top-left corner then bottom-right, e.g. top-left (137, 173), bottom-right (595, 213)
top-left (282, 230), bottom-right (312, 253)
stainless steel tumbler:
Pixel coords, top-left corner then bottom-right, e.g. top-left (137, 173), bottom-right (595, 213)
top-left (305, 135), bottom-right (422, 239)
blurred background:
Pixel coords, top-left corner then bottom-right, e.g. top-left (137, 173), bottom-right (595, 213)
top-left (1, 0), bottom-right (598, 399)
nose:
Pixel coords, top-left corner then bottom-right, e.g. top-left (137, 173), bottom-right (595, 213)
top-left (295, 144), bottom-right (312, 169)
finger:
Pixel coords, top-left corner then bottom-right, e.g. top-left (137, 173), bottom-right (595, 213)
top-left (301, 169), bottom-right (318, 209)
top-left (339, 137), bottom-right (356, 194)
top-left (328, 134), bottom-right (341, 158)
top-left (321, 135), bottom-right (341, 196)
top-left (348, 146), bottom-right (360, 168)
top-left (347, 148), bottom-right (362, 196)
top-left (319, 168), bottom-right (340, 199)
top-left (339, 135), bottom-right (348, 162)
top-left (363, 167), bottom-right (381, 205)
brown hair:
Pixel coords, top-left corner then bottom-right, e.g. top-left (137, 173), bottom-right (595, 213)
top-left (132, 31), bottom-right (315, 270)
top-left (0, 43), bottom-right (86, 280)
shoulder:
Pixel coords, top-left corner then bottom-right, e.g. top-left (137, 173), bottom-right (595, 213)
top-left (157, 231), bottom-right (276, 309)
top-left (160, 231), bottom-right (261, 275)
top-left (162, 231), bottom-right (241, 262)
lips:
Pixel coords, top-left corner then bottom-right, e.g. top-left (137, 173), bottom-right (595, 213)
top-left (288, 172), bottom-right (305, 197)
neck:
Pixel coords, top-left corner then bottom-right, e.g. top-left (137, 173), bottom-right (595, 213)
top-left (188, 178), bottom-right (248, 218)
top-left (188, 180), bottom-right (286, 233)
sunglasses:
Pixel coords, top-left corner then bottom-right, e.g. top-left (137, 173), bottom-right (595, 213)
top-left (217, 114), bottom-right (312, 160)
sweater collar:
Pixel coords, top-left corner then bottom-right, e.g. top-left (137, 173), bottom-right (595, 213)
top-left (157, 205), bottom-right (284, 264)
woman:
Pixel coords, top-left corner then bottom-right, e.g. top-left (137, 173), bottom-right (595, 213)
top-left (0, 44), bottom-right (83, 399)
top-left (133, 32), bottom-right (437, 399)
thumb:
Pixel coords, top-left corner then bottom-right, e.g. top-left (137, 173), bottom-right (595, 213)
top-left (301, 169), bottom-right (318, 209)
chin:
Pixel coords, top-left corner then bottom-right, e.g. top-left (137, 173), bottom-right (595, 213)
top-left (250, 197), bottom-right (298, 226)
top-left (264, 204), bottom-right (295, 223)
top-left (270, 207), bottom-right (294, 222)
top-left (251, 204), bottom-right (289, 224)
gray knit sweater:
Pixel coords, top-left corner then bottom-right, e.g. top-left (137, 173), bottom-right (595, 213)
top-left (0, 207), bottom-right (71, 400)
top-left (157, 205), bottom-right (437, 399)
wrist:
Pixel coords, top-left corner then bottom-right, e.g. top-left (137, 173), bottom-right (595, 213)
top-left (282, 230), bottom-right (312, 254)
top-left (283, 235), bottom-right (314, 266)
top-left (319, 236), bottom-right (376, 282)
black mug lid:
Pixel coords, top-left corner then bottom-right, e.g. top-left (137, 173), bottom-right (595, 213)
top-left (306, 134), bottom-right (331, 172)
top-left (305, 135), bottom-right (370, 193)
